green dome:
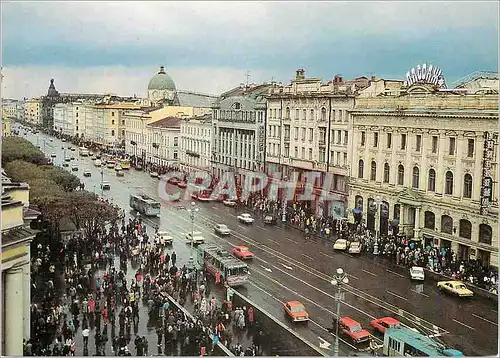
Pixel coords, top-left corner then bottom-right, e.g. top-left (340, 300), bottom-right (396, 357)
top-left (148, 66), bottom-right (176, 91)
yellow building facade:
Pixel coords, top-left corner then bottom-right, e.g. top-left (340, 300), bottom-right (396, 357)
top-left (24, 98), bottom-right (42, 124)
top-left (2, 109), bottom-right (12, 136)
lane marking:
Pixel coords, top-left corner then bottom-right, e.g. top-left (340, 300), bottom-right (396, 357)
top-left (213, 213), bottom-right (221, 219)
top-left (320, 251), bottom-right (335, 259)
top-left (302, 254), bottom-right (314, 260)
top-left (268, 238), bottom-right (280, 245)
top-left (386, 290), bottom-right (408, 301)
top-left (362, 269), bottom-right (377, 277)
top-left (452, 319), bottom-right (475, 331)
top-left (471, 313), bottom-right (498, 326)
top-left (411, 289), bottom-right (430, 298)
top-left (286, 237), bottom-right (299, 244)
top-left (257, 225), bottom-right (270, 232)
top-left (238, 225), bottom-right (246, 230)
top-left (386, 269), bottom-right (405, 278)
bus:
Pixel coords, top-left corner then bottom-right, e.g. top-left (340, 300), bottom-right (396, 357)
top-left (189, 184), bottom-right (213, 202)
top-left (197, 244), bottom-right (249, 287)
top-left (79, 147), bottom-right (90, 156)
top-left (383, 326), bottom-right (463, 357)
top-left (129, 194), bottom-right (161, 217)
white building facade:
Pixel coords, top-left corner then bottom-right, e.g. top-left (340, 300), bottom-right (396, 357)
top-left (348, 68), bottom-right (499, 268)
top-left (211, 84), bottom-right (271, 183)
top-left (145, 117), bottom-right (181, 167)
top-left (266, 69), bottom-right (370, 218)
top-left (180, 114), bottom-right (212, 172)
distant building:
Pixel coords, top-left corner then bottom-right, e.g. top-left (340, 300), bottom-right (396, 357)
top-left (24, 98), bottom-right (43, 124)
top-left (180, 114), bottom-right (212, 173)
top-left (348, 65), bottom-right (499, 268)
top-left (145, 116), bottom-right (181, 167)
top-left (2, 109), bottom-right (12, 136)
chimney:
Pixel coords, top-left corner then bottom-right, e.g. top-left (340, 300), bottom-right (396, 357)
top-left (296, 69), bottom-right (305, 80)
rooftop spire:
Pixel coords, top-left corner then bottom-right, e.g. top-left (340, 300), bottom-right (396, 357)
top-left (158, 66), bottom-right (166, 74)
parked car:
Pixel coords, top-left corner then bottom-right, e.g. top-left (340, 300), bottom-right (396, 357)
top-left (283, 301), bottom-right (309, 322)
top-left (94, 159), bottom-right (102, 167)
top-left (71, 165), bottom-right (78, 172)
top-left (263, 215), bottom-right (277, 225)
top-left (155, 231), bottom-right (173, 245)
top-left (185, 231), bottom-right (205, 245)
top-left (101, 181), bottom-right (111, 190)
top-left (410, 266), bottom-right (425, 281)
top-left (348, 241), bottom-right (362, 254)
top-left (333, 239), bottom-right (348, 251)
top-left (116, 170), bottom-right (124, 177)
top-left (370, 317), bottom-right (401, 334)
top-left (214, 224), bottom-right (231, 236)
top-left (51, 152), bottom-right (56, 158)
top-left (232, 245), bottom-right (254, 260)
top-left (237, 213), bottom-right (254, 224)
top-left (437, 280), bottom-right (473, 297)
top-left (83, 170), bottom-right (92, 177)
top-left (62, 162), bottom-right (69, 167)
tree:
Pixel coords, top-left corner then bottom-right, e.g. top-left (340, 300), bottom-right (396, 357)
top-left (28, 178), bottom-right (66, 204)
top-left (41, 165), bottom-right (81, 191)
top-left (66, 191), bottom-right (120, 240)
top-left (1, 136), bottom-right (46, 165)
top-left (4, 160), bottom-right (46, 183)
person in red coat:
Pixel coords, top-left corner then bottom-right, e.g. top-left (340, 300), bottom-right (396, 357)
top-left (215, 271), bottom-right (221, 285)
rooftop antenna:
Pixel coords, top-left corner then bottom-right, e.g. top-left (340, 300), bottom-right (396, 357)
top-left (245, 71), bottom-right (251, 87)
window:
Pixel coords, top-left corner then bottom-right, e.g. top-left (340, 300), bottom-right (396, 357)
top-left (397, 165), bottom-right (404, 185)
top-left (321, 108), bottom-right (327, 121)
top-left (358, 160), bottom-right (364, 178)
top-left (432, 136), bottom-right (438, 153)
top-left (122, 129), bottom-right (125, 136)
top-left (111, 111), bottom-right (115, 117)
top-left (294, 146), bottom-right (298, 157)
top-left (441, 215), bottom-right (453, 234)
top-left (301, 147), bottom-right (305, 159)
top-left (412, 167), bottom-right (420, 189)
top-left (361, 131), bottom-right (366, 146)
top-left (344, 131), bottom-right (348, 145)
top-left (111, 130), bottom-right (115, 136)
top-left (173, 151), bottom-right (178, 159)
top-left (295, 109), bottom-right (299, 120)
top-left (424, 211), bottom-right (435, 229)
top-left (459, 219), bottom-right (472, 239)
top-left (76, 112), bottom-right (79, 118)
top-left (370, 161), bottom-right (377, 181)
top-left (449, 137), bottom-right (456, 155)
top-left (467, 139), bottom-right (475, 157)
top-left (310, 109), bottom-right (314, 120)
top-left (463, 174), bottom-right (473, 198)
top-left (387, 133), bottom-right (392, 148)
top-left (284, 144), bottom-right (290, 157)
top-left (309, 128), bottom-right (314, 141)
top-left (445, 171), bottom-right (454, 195)
top-left (337, 130), bottom-right (342, 144)
top-left (319, 148), bottom-right (325, 162)
top-left (428, 169), bottom-right (436, 192)
top-left (303, 109), bottom-right (306, 120)
top-left (308, 148), bottom-right (313, 160)
top-left (383, 163), bottom-right (390, 183)
top-left (294, 127), bottom-right (298, 140)
top-left (76, 126), bottom-right (79, 131)
top-left (301, 128), bottom-right (306, 141)
top-left (343, 153), bottom-right (347, 165)
top-left (234, 102), bottom-right (241, 110)
top-left (416, 135), bottom-right (422, 152)
top-left (374, 132), bottom-right (379, 147)
top-left (479, 224), bottom-right (492, 245)
top-left (285, 107), bottom-right (290, 119)
top-left (174, 137), bottom-right (179, 147)
top-left (122, 120), bottom-right (125, 125)
top-left (401, 134), bottom-right (407, 150)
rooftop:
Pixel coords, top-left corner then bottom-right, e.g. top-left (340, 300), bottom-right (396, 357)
top-left (2, 225), bottom-right (38, 248)
top-left (148, 116), bottom-right (182, 128)
top-left (178, 90), bottom-right (218, 108)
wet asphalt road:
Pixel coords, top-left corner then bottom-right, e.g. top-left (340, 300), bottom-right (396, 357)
top-left (24, 130), bottom-right (499, 356)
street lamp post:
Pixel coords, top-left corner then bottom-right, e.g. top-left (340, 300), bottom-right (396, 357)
top-left (330, 267), bottom-right (349, 357)
top-left (187, 201), bottom-right (199, 271)
top-left (101, 167), bottom-right (104, 196)
top-left (375, 195), bottom-right (381, 239)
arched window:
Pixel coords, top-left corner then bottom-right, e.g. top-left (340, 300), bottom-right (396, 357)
top-left (441, 215), bottom-right (453, 234)
top-left (355, 195), bottom-right (364, 210)
top-left (321, 108), bottom-right (327, 121)
top-left (428, 169), bottom-right (436, 192)
top-left (310, 109), bottom-right (314, 120)
top-left (383, 163), bottom-right (390, 183)
top-left (459, 219), bottom-right (472, 239)
top-left (358, 159), bottom-right (364, 178)
top-left (479, 224), bottom-right (492, 245)
top-left (397, 165), bottom-right (404, 185)
top-left (412, 166), bottom-right (420, 189)
top-left (285, 107), bottom-right (290, 119)
top-left (424, 211), bottom-right (435, 229)
top-left (445, 171), bottom-right (454, 195)
top-left (463, 174), bottom-right (473, 198)
top-left (370, 161), bottom-right (377, 181)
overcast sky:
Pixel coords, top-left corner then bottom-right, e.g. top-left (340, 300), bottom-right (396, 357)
top-left (2, 1), bottom-right (498, 99)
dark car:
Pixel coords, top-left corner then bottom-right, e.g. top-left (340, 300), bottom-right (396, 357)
top-left (263, 215), bottom-right (277, 225)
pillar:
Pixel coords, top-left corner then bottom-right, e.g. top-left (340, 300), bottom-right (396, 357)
top-left (413, 207), bottom-right (421, 240)
top-left (399, 204), bottom-right (406, 236)
top-left (375, 202), bottom-right (381, 236)
top-left (22, 255), bottom-right (31, 340)
top-left (4, 266), bottom-right (24, 356)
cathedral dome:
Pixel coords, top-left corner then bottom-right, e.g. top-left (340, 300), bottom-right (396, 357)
top-left (47, 79), bottom-right (59, 97)
top-left (148, 66), bottom-right (176, 91)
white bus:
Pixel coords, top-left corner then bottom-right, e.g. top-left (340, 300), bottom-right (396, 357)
top-left (79, 147), bottom-right (90, 156)
top-left (129, 194), bottom-right (161, 217)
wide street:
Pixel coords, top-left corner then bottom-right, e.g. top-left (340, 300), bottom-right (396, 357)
top-left (28, 131), bottom-right (498, 356)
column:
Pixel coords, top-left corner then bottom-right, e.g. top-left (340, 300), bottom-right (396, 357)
top-left (4, 266), bottom-right (24, 356)
top-left (375, 202), bottom-right (381, 236)
top-left (22, 255), bottom-right (31, 340)
top-left (413, 206), bottom-right (421, 239)
top-left (399, 204), bottom-right (406, 236)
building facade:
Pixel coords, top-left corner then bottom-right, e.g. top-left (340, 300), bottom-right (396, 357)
top-left (2, 109), bottom-right (12, 137)
top-left (211, 84), bottom-right (272, 183)
top-left (266, 69), bottom-right (370, 218)
top-left (180, 114), bottom-right (212, 172)
top-left (24, 98), bottom-right (42, 124)
top-left (348, 67), bottom-right (499, 268)
top-left (145, 117), bottom-right (181, 167)
top-left (1, 173), bottom-right (38, 355)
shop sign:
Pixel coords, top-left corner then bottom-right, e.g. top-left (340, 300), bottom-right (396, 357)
top-left (480, 132), bottom-right (495, 215)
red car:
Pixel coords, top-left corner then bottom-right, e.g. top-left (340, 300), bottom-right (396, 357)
top-left (232, 246), bottom-right (254, 260)
top-left (370, 317), bottom-right (400, 334)
top-left (177, 181), bottom-right (187, 188)
top-left (337, 317), bottom-right (371, 344)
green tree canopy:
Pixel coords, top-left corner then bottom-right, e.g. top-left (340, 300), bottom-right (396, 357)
top-left (4, 160), bottom-right (46, 183)
top-left (41, 165), bottom-right (81, 192)
top-left (1, 136), bottom-right (46, 165)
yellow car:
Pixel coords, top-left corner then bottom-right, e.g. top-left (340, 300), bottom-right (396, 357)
top-left (437, 280), bottom-right (473, 297)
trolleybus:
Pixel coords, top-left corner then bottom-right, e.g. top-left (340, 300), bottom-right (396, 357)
top-left (197, 244), bottom-right (249, 286)
top-left (129, 193), bottom-right (161, 217)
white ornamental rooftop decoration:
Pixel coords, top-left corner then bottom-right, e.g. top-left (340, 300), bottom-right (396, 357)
top-left (403, 63), bottom-right (447, 89)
